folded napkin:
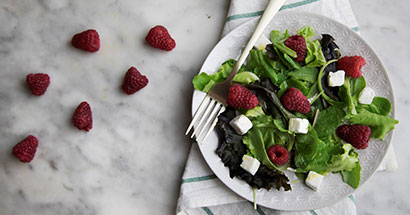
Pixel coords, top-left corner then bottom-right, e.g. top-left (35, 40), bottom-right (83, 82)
top-left (177, 0), bottom-right (398, 214)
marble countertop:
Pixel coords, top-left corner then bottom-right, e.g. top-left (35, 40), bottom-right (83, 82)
top-left (0, 0), bottom-right (408, 215)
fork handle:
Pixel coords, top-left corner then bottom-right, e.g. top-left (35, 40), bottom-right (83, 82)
top-left (225, 0), bottom-right (285, 83)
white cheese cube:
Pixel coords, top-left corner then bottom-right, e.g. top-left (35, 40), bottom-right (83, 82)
top-left (359, 87), bottom-right (375, 104)
top-left (240, 155), bottom-right (260, 175)
top-left (289, 118), bottom-right (309, 134)
top-left (254, 35), bottom-right (271, 51)
top-left (305, 171), bottom-right (324, 191)
top-left (328, 70), bottom-right (345, 87)
top-left (229, 114), bottom-right (253, 135)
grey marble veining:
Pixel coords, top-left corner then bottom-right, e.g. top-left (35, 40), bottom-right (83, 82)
top-left (1, 0), bottom-right (409, 214)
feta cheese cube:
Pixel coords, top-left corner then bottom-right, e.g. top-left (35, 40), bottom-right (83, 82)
top-left (289, 118), bottom-right (309, 134)
top-left (229, 114), bottom-right (253, 135)
top-left (240, 155), bottom-right (260, 175)
top-left (254, 35), bottom-right (271, 51)
top-left (359, 87), bottom-right (375, 104)
top-left (328, 70), bottom-right (345, 87)
top-left (305, 171), bottom-right (324, 191)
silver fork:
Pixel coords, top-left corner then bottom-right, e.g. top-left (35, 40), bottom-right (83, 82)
top-left (186, 0), bottom-right (285, 143)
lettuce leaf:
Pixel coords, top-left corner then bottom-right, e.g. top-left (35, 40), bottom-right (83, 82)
top-left (247, 49), bottom-right (287, 84)
top-left (294, 126), bottom-right (360, 174)
top-left (232, 71), bottom-right (260, 84)
top-left (360, 96), bottom-right (392, 116)
top-left (192, 59), bottom-right (256, 92)
top-left (305, 40), bottom-right (327, 68)
top-left (341, 162), bottom-right (361, 189)
top-left (314, 105), bottom-right (346, 142)
top-left (192, 72), bottom-right (213, 92)
top-left (287, 67), bottom-right (318, 83)
top-left (330, 143), bottom-right (362, 189)
top-left (245, 106), bottom-right (264, 118)
top-left (286, 77), bottom-right (310, 96)
top-left (297, 26), bottom-right (315, 40)
top-left (347, 109), bottom-right (398, 139)
top-left (294, 128), bottom-right (320, 164)
top-left (257, 50), bottom-right (282, 83)
top-left (336, 76), bottom-right (366, 115)
top-left (270, 29), bottom-right (289, 43)
top-left (294, 128), bottom-right (342, 174)
top-left (328, 144), bottom-right (359, 172)
top-left (350, 76), bottom-right (366, 99)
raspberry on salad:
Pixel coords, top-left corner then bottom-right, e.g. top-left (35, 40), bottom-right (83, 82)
top-left (12, 135), bottom-right (38, 163)
top-left (26, 73), bottom-right (50, 96)
top-left (336, 124), bottom-right (371, 149)
top-left (226, 83), bottom-right (258, 110)
top-left (337, 56), bottom-right (366, 78)
top-left (280, 87), bottom-right (311, 114)
top-left (121, 67), bottom-right (149, 95)
top-left (284, 35), bottom-right (307, 62)
top-left (267, 145), bottom-right (289, 166)
top-left (145, 25), bottom-right (176, 51)
top-left (71, 29), bottom-right (100, 52)
top-left (72, 101), bottom-right (93, 132)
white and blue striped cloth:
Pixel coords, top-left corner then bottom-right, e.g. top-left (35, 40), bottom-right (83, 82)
top-left (177, 1), bottom-right (397, 214)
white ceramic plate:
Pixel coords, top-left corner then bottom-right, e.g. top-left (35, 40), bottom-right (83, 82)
top-left (191, 11), bottom-right (395, 211)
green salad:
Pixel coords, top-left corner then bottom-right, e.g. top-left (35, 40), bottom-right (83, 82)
top-left (192, 26), bottom-right (398, 191)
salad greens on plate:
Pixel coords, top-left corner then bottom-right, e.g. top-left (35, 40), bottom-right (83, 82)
top-left (192, 26), bottom-right (398, 191)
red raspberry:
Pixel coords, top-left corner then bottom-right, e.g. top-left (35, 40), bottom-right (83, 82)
top-left (121, 67), bottom-right (149, 95)
top-left (284, 35), bottom-right (306, 62)
top-left (72, 101), bottom-right (93, 131)
top-left (280, 87), bottom-right (311, 114)
top-left (12, 135), bottom-right (38, 163)
top-left (145, 25), bottom-right (176, 51)
top-left (26, 73), bottom-right (50, 96)
top-left (267, 145), bottom-right (289, 166)
top-left (336, 124), bottom-right (371, 149)
top-left (226, 83), bottom-right (258, 110)
top-left (71, 29), bottom-right (100, 52)
top-left (337, 56), bottom-right (366, 78)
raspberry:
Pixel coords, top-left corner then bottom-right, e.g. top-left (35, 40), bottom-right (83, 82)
top-left (284, 35), bottom-right (307, 62)
top-left (226, 83), bottom-right (258, 110)
top-left (145, 25), bottom-right (176, 51)
top-left (26, 73), bottom-right (50, 96)
top-left (121, 67), bottom-right (149, 95)
top-left (336, 124), bottom-right (371, 149)
top-left (12, 135), bottom-right (38, 163)
top-left (71, 29), bottom-right (100, 52)
top-left (267, 145), bottom-right (289, 166)
top-left (280, 87), bottom-right (311, 114)
top-left (72, 101), bottom-right (93, 131)
top-left (337, 56), bottom-right (366, 78)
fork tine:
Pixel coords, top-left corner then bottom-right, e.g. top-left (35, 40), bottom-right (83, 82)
top-left (201, 106), bottom-right (226, 144)
top-left (191, 99), bottom-right (216, 138)
top-left (196, 102), bottom-right (222, 142)
top-left (185, 95), bottom-right (210, 135)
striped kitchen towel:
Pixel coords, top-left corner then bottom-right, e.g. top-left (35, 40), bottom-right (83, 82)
top-left (177, 0), bottom-right (398, 214)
